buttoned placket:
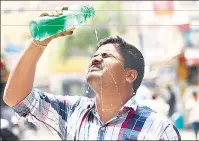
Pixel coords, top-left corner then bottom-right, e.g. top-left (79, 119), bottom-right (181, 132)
top-left (91, 107), bottom-right (131, 141)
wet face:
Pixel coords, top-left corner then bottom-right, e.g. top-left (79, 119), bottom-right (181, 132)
top-left (86, 44), bottom-right (126, 88)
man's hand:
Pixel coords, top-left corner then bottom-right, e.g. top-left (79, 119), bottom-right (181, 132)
top-left (34, 5), bottom-right (75, 46)
top-left (3, 5), bottom-right (75, 107)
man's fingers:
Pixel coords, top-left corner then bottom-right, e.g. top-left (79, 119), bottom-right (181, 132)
top-left (59, 28), bottom-right (75, 37)
top-left (49, 11), bottom-right (56, 16)
top-left (45, 28), bottom-right (75, 42)
top-left (55, 10), bottom-right (63, 16)
top-left (66, 31), bottom-right (74, 35)
top-left (60, 30), bottom-right (74, 36)
top-left (55, 10), bottom-right (64, 16)
top-left (65, 28), bottom-right (75, 35)
top-left (50, 28), bottom-right (75, 39)
top-left (40, 5), bottom-right (68, 17)
top-left (40, 10), bottom-right (62, 17)
top-left (40, 12), bottom-right (49, 17)
top-left (62, 5), bottom-right (69, 10)
top-left (55, 7), bottom-right (63, 15)
top-left (40, 11), bottom-right (55, 17)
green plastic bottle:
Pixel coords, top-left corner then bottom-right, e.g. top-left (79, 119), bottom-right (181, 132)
top-left (29, 5), bottom-right (95, 41)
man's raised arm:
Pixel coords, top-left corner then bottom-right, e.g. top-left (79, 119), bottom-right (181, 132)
top-left (3, 10), bottom-right (74, 107)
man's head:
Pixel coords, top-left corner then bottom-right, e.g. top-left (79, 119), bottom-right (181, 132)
top-left (167, 85), bottom-right (172, 91)
top-left (86, 36), bottom-right (145, 94)
top-left (193, 91), bottom-right (198, 101)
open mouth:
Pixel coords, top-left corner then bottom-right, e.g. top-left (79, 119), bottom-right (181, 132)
top-left (90, 67), bottom-right (101, 72)
top-left (89, 65), bottom-right (102, 72)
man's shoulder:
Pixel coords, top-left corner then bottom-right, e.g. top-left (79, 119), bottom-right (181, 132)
top-left (70, 95), bottom-right (94, 108)
top-left (135, 105), bottom-right (179, 140)
top-left (135, 105), bottom-right (155, 117)
top-left (136, 105), bottom-right (172, 126)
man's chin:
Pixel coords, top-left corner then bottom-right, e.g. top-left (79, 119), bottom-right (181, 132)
top-left (86, 73), bottom-right (103, 91)
top-left (86, 72), bottom-right (103, 82)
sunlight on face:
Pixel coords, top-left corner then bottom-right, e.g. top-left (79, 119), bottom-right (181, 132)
top-left (86, 44), bottom-right (126, 87)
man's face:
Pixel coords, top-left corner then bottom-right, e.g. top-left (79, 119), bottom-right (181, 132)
top-left (86, 44), bottom-right (126, 88)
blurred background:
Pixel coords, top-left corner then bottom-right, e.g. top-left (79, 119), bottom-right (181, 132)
top-left (1, 1), bottom-right (199, 140)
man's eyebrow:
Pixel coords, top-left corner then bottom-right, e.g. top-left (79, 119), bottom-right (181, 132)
top-left (93, 52), bottom-right (112, 56)
top-left (92, 53), bottom-right (98, 57)
top-left (92, 50), bottom-right (116, 56)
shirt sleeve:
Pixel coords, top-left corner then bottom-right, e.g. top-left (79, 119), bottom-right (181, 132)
top-left (159, 124), bottom-right (181, 140)
top-left (12, 88), bottom-right (81, 139)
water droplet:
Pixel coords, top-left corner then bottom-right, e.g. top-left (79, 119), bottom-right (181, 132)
top-left (92, 17), bottom-right (99, 42)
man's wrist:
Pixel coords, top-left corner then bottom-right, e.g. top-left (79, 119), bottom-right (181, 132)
top-left (32, 39), bottom-right (48, 49)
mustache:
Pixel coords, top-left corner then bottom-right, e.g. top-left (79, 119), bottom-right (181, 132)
top-left (86, 64), bottom-right (103, 73)
top-left (90, 64), bottom-right (103, 69)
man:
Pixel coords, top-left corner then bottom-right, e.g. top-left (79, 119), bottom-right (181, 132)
top-left (3, 8), bottom-right (181, 140)
top-left (186, 91), bottom-right (199, 140)
top-left (166, 85), bottom-right (176, 117)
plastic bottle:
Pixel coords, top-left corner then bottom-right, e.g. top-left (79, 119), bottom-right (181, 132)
top-left (29, 5), bottom-right (95, 41)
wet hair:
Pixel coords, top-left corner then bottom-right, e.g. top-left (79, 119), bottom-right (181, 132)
top-left (97, 35), bottom-right (145, 93)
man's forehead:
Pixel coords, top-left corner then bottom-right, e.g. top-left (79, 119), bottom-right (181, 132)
top-left (95, 44), bottom-right (119, 53)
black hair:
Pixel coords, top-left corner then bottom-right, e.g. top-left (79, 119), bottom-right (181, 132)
top-left (97, 35), bottom-right (145, 93)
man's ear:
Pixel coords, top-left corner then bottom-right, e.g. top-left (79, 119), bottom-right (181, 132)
top-left (125, 69), bottom-right (138, 83)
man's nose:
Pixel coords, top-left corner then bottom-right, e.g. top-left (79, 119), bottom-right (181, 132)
top-left (92, 56), bottom-right (103, 65)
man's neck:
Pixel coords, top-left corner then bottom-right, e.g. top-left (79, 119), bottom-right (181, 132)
top-left (94, 85), bottom-right (132, 124)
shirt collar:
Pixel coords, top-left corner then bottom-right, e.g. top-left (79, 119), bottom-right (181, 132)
top-left (118, 96), bottom-right (138, 115)
top-left (122, 96), bottom-right (137, 110)
top-left (89, 96), bottom-right (138, 115)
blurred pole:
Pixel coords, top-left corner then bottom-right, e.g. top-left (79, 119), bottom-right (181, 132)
top-left (135, 2), bottom-right (143, 53)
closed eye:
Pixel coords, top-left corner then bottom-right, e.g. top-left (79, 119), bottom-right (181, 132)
top-left (92, 54), bottom-right (98, 58)
top-left (101, 53), bottom-right (109, 58)
top-left (92, 53), bottom-right (113, 58)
